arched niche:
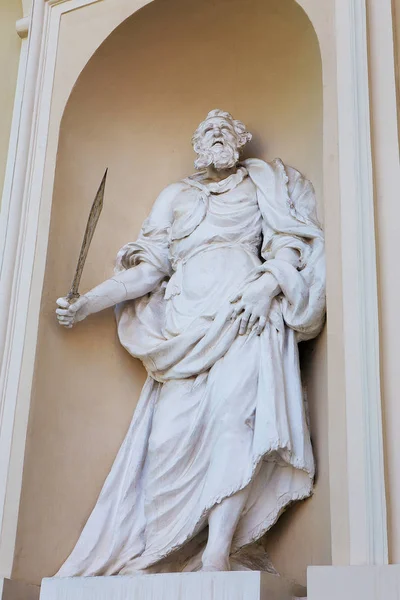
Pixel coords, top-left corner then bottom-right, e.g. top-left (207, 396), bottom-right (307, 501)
top-left (13, 0), bottom-right (333, 588)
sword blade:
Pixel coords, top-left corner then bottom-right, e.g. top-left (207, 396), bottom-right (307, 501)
top-left (67, 168), bottom-right (108, 301)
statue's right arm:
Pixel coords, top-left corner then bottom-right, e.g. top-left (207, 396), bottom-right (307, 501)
top-left (56, 262), bottom-right (165, 328)
top-left (56, 183), bottom-right (181, 328)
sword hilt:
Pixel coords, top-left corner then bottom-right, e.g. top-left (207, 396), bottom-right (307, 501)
top-left (66, 291), bottom-right (80, 305)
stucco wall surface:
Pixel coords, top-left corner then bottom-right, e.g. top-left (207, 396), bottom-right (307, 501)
top-left (0, 0), bottom-right (22, 201)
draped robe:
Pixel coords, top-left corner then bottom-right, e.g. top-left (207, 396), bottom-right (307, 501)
top-left (57, 158), bottom-right (325, 577)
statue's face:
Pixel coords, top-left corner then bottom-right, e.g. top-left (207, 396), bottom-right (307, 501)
top-left (194, 116), bottom-right (241, 170)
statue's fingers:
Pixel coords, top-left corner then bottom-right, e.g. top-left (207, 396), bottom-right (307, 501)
top-left (56, 297), bottom-right (70, 308)
top-left (239, 310), bottom-right (251, 335)
top-left (227, 305), bottom-right (236, 320)
top-left (231, 301), bottom-right (245, 319)
top-left (56, 308), bottom-right (71, 316)
top-left (58, 320), bottom-right (73, 328)
top-left (256, 316), bottom-right (267, 335)
top-left (247, 313), bottom-right (258, 334)
top-left (229, 291), bottom-right (242, 304)
top-left (56, 311), bottom-right (72, 320)
top-left (57, 317), bottom-right (73, 326)
top-left (58, 315), bottom-right (73, 323)
top-left (67, 302), bottom-right (80, 314)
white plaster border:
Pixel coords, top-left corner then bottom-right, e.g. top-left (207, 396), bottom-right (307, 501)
top-left (0, 0), bottom-right (389, 578)
top-left (0, 0), bottom-right (46, 574)
top-left (0, 0), bottom-right (102, 575)
top-left (334, 0), bottom-right (388, 565)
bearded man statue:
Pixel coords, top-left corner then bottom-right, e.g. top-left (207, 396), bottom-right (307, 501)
top-left (55, 109), bottom-right (326, 576)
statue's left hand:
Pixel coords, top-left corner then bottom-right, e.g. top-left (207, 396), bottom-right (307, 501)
top-left (230, 274), bottom-right (280, 336)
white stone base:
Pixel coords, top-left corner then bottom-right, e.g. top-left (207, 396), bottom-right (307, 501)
top-left (308, 565), bottom-right (400, 600)
top-left (40, 572), bottom-right (306, 600)
top-left (0, 579), bottom-right (40, 600)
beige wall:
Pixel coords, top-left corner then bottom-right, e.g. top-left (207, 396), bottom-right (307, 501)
top-left (12, 0), bottom-right (330, 585)
top-left (265, 330), bottom-right (330, 582)
top-left (0, 0), bottom-right (22, 200)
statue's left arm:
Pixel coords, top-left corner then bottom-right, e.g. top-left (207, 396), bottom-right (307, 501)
top-left (236, 158), bottom-right (325, 341)
top-left (231, 247), bottom-right (300, 335)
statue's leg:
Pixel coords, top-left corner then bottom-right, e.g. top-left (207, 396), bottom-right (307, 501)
top-left (201, 485), bottom-right (251, 571)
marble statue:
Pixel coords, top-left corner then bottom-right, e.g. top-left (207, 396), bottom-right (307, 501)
top-left (55, 109), bottom-right (325, 576)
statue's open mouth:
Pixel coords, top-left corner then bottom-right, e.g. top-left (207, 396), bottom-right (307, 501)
top-left (212, 140), bottom-right (224, 147)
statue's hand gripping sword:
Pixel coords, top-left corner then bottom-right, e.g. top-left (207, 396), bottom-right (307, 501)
top-left (66, 169), bottom-right (108, 303)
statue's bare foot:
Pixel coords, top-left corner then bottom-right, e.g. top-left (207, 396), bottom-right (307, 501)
top-left (201, 552), bottom-right (230, 572)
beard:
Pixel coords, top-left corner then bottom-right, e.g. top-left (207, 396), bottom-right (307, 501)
top-left (194, 140), bottom-right (239, 170)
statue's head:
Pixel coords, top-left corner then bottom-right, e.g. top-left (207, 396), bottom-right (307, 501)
top-left (192, 109), bottom-right (252, 170)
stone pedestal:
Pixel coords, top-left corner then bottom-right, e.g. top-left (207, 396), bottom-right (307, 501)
top-left (40, 572), bottom-right (306, 600)
top-left (0, 579), bottom-right (39, 600)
